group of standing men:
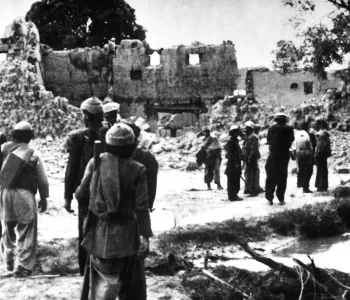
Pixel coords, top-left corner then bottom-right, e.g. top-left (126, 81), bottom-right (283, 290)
top-left (63, 96), bottom-right (158, 299)
top-left (0, 96), bottom-right (158, 300)
top-left (198, 112), bottom-right (332, 205)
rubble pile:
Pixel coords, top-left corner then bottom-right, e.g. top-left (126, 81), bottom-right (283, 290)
top-left (0, 18), bottom-right (83, 139)
top-left (0, 59), bottom-right (83, 138)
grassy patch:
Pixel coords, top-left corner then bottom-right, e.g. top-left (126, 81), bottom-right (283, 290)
top-left (158, 218), bottom-right (271, 254)
top-left (158, 199), bottom-right (347, 255)
top-left (263, 199), bottom-right (346, 238)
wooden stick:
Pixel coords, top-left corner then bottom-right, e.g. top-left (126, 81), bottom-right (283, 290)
top-left (202, 269), bottom-right (253, 300)
top-left (237, 239), bottom-right (297, 278)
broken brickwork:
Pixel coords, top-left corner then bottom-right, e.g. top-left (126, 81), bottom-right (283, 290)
top-left (42, 40), bottom-right (239, 122)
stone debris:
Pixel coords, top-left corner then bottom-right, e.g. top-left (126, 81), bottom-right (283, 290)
top-left (0, 18), bottom-right (83, 139)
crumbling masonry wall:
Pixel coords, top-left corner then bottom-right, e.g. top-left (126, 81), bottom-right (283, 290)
top-left (249, 70), bottom-right (341, 107)
top-left (42, 41), bottom-right (239, 120)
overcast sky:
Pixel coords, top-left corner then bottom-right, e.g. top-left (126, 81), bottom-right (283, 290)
top-left (0, 0), bottom-right (335, 68)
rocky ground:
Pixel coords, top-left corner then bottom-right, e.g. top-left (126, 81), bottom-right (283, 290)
top-left (0, 156), bottom-right (349, 300)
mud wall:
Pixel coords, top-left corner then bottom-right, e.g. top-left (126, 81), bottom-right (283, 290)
top-left (42, 40), bottom-right (239, 119)
top-left (249, 70), bottom-right (341, 107)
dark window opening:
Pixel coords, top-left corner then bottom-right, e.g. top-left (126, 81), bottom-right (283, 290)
top-left (130, 70), bottom-right (142, 80)
top-left (131, 41), bottom-right (138, 48)
top-left (290, 83), bottom-right (298, 90)
top-left (304, 82), bottom-right (313, 95)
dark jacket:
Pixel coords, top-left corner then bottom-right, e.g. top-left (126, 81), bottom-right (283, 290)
top-left (64, 127), bottom-right (107, 203)
top-left (224, 137), bottom-right (243, 175)
top-left (133, 148), bottom-right (158, 211)
top-left (78, 157), bottom-right (153, 259)
top-left (267, 124), bottom-right (294, 154)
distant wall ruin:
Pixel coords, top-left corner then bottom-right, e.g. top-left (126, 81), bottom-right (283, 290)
top-left (42, 40), bottom-right (239, 124)
top-left (238, 68), bottom-right (342, 107)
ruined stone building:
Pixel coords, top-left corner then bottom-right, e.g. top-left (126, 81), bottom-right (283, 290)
top-left (41, 40), bottom-right (239, 129)
top-left (237, 67), bottom-right (341, 107)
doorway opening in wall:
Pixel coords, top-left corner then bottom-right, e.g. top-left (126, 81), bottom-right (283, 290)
top-left (186, 54), bottom-right (200, 65)
top-left (150, 52), bottom-right (160, 66)
top-left (130, 70), bottom-right (142, 80)
top-left (290, 83), bottom-right (298, 90)
top-left (304, 82), bottom-right (313, 94)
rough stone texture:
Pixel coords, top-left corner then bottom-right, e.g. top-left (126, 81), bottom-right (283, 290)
top-left (42, 41), bottom-right (239, 121)
top-left (238, 69), bottom-right (341, 107)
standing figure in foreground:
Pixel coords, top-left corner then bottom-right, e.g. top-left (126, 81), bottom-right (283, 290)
top-left (197, 127), bottom-right (223, 190)
top-left (63, 97), bottom-right (107, 275)
top-left (225, 125), bottom-right (243, 201)
top-left (0, 121), bottom-right (49, 277)
top-left (315, 120), bottom-right (331, 192)
top-left (294, 121), bottom-right (315, 193)
top-left (243, 121), bottom-right (261, 196)
top-left (75, 123), bottom-right (152, 300)
top-left (265, 113), bottom-right (294, 205)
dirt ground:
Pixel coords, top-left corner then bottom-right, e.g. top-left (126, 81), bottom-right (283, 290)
top-left (0, 165), bottom-right (348, 300)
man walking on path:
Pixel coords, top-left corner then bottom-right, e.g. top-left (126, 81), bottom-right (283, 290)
top-left (197, 127), bottom-right (223, 190)
top-left (243, 121), bottom-right (261, 196)
top-left (265, 113), bottom-right (294, 205)
top-left (63, 97), bottom-right (107, 275)
top-left (0, 121), bottom-right (49, 277)
top-left (75, 123), bottom-right (152, 300)
top-left (225, 125), bottom-right (243, 201)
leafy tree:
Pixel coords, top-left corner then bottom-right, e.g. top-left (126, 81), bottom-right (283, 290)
top-left (282, 0), bottom-right (350, 78)
top-left (25, 0), bottom-right (147, 50)
top-left (272, 40), bottom-right (302, 73)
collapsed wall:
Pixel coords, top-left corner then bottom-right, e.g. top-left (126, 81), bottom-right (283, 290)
top-left (42, 40), bottom-right (239, 123)
top-left (0, 18), bottom-right (83, 138)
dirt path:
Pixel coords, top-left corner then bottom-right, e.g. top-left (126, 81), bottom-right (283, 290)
top-left (0, 168), bottom-right (348, 300)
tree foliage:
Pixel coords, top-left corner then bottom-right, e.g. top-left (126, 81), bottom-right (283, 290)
top-left (25, 0), bottom-right (147, 50)
top-left (283, 0), bottom-right (350, 78)
top-left (272, 40), bottom-right (302, 73)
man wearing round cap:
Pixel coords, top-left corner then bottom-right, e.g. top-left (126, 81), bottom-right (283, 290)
top-left (0, 121), bottom-right (49, 277)
top-left (224, 125), bottom-right (244, 201)
top-left (265, 112), bottom-right (294, 205)
top-left (63, 96), bottom-right (108, 275)
top-left (75, 123), bottom-right (152, 300)
top-left (198, 127), bottom-right (223, 190)
top-left (103, 102), bottom-right (121, 128)
top-left (242, 121), bottom-right (261, 196)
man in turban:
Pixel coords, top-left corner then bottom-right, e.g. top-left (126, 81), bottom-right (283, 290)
top-left (0, 121), bottom-right (49, 277)
top-left (63, 97), bottom-right (107, 275)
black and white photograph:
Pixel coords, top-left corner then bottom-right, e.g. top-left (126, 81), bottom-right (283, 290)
top-left (1, 0), bottom-right (350, 299)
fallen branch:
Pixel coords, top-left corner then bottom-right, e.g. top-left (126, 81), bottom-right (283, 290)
top-left (237, 239), bottom-right (297, 278)
top-left (202, 269), bottom-right (253, 299)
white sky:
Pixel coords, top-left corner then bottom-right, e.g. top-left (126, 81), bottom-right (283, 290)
top-left (0, 0), bottom-right (336, 68)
